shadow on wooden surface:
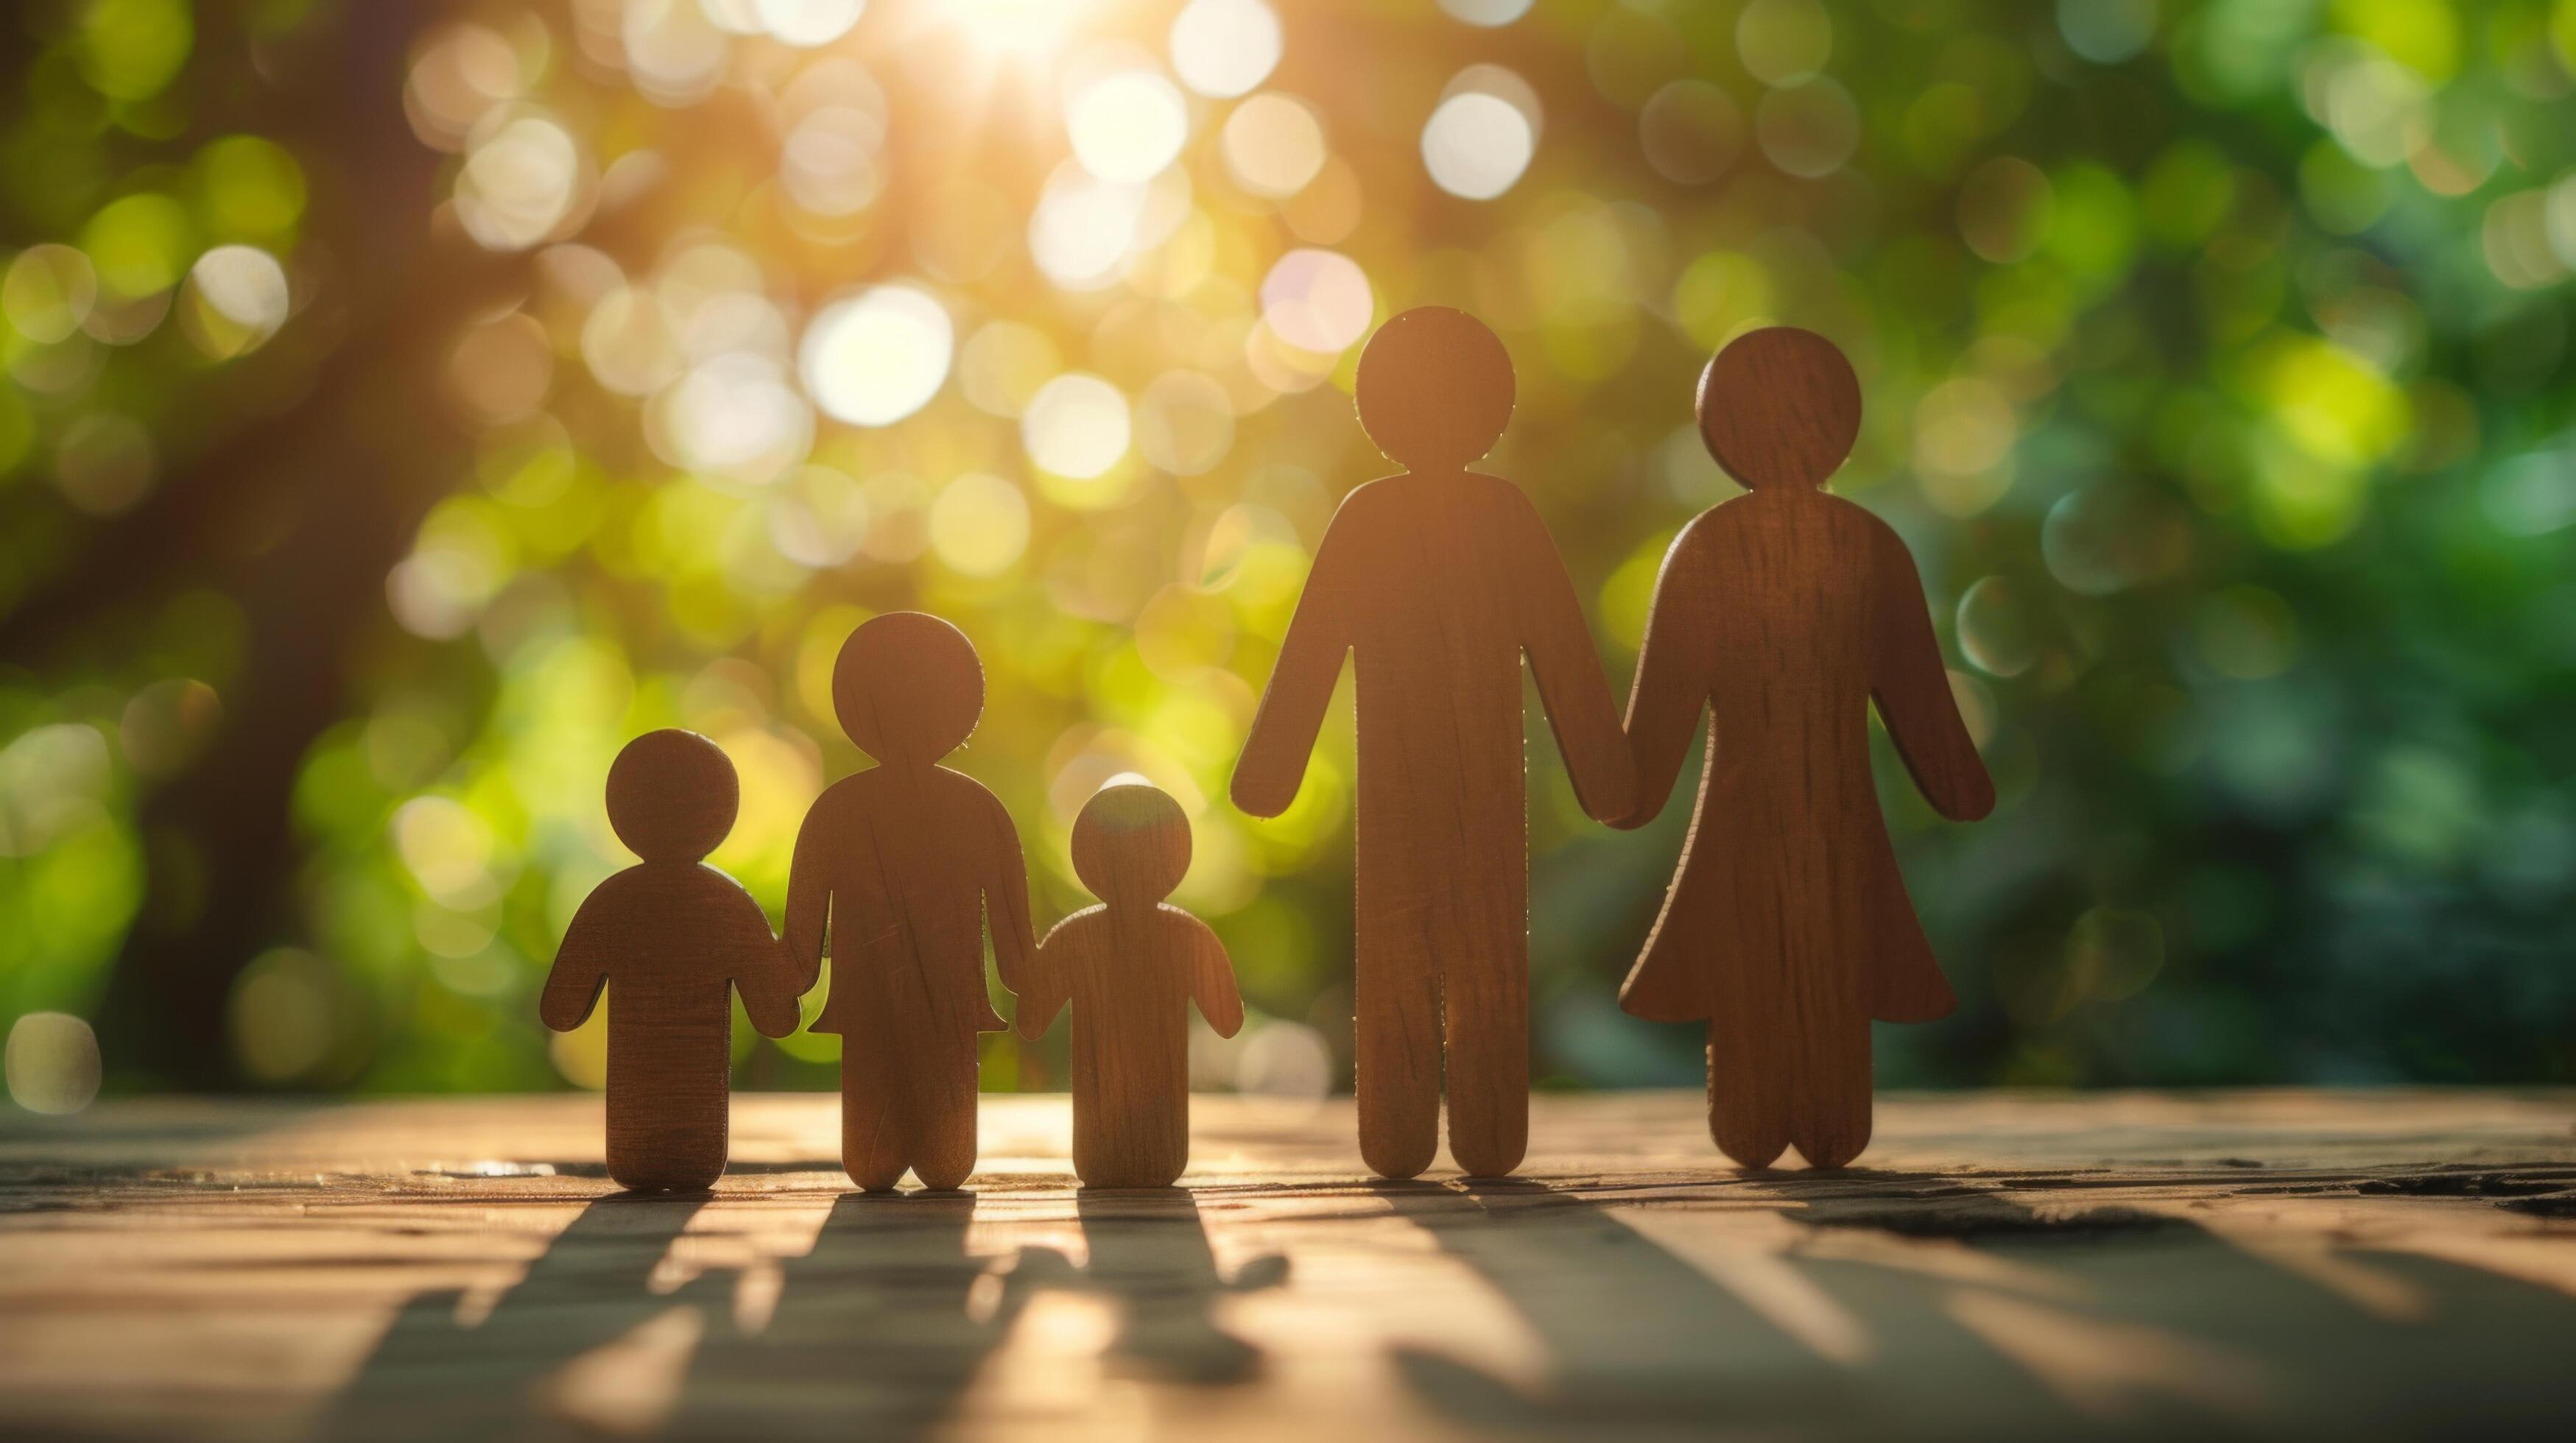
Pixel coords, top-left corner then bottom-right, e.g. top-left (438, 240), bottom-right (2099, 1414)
top-left (320, 1194), bottom-right (719, 1441)
top-left (1380, 1174), bottom-right (2576, 1438)
top-left (7, 1094), bottom-right (2572, 1440)
top-left (670, 1190), bottom-right (1012, 1437)
top-left (1026, 1189), bottom-right (1286, 1384)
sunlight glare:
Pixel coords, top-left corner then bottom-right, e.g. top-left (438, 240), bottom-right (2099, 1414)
top-left (947, 0), bottom-right (1086, 57)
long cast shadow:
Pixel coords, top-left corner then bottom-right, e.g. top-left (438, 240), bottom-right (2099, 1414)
top-left (1386, 1170), bottom-right (2576, 1439)
top-left (314, 1193), bottom-right (718, 1441)
top-left (1008, 1189), bottom-right (1286, 1385)
top-left (1376, 1177), bottom-right (2037, 1435)
top-left (671, 1190), bottom-right (1024, 1439)
top-left (1742, 1169), bottom-right (2576, 1436)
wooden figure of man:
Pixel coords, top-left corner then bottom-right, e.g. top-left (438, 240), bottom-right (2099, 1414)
top-left (1233, 306), bottom-right (1636, 1179)
top-left (1615, 327), bottom-right (1996, 1171)
top-left (542, 728), bottom-right (803, 1192)
top-left (786, 613), bottom-right (1036, 1191)
top-left (1018, 783), bottom-right (1244, 1189)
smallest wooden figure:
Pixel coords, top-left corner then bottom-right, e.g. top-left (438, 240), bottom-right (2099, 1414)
top-left (542, 729), bottom-right (803, 1192)
top-left (1018, 783), bottom-right (1244, 1189)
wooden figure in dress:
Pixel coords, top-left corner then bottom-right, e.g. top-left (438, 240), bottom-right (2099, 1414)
top-left (1017, 783), bottom-right (1244, 1189)
top-left (1613, 327), bottom-right (1995, 1171)
top-left (541, 728), bottom-right (803, 1192)
top-left (785, 613), bottom-right (1035, 1191)
top-left (1232, 306), bottom-right (1636, 1180)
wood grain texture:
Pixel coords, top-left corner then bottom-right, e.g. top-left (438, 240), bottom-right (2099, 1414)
top-left (1619, 328), bottom-right (1994, 1172)
top-left (541, 729), bottom-right (802, 1192)
top-left (1234, 306), bottom-right (1635, 1182)
top-left (1018, 784), bottom-right (1244, 1188)
top-left (785, 613), bottom-right (1034, 1192)
top-left (4, 1092), bottom-right (2573, 1441)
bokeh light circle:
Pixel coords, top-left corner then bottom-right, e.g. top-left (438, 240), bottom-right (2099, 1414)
top-left (757, 0), bottom-right (865, 48)
top-left (1223, 92), bottom-right (1326, 197)
top-left (1068, 70), bottom-right (1191, 183)
top-left (1023, 373), bottom-right (1132, 478)
top-left (798, 284), bottom-right (954, 426)
top-left (1170, 0), bottom-right (1281, 99)
top-left (1422, 91), bottom-right (1533, 200)
top-left (1259, 248), bottom-right (1374, 353)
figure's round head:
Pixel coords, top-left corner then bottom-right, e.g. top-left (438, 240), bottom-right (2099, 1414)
top-left (1355, 306), bottom-right (1515, 471)
top-left (1071, 783), bottom-right (1190, 906)
top-left (1696, 326), bottom-right (1862, 490)
top-left (832, 612), bottom-right (983, 766)
top-left (605, 728), bottom-right (737, 863)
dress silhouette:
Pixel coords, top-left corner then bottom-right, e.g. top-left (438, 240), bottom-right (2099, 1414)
top-left (1234, 306), bottom-right (1634, 1180)
top-left (1616, 328), bottom-right (1994, 1171)
top-left (786, 613), bottom-right (1035, 1190)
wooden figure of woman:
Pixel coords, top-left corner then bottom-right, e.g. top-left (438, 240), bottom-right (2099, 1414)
top-left (1016, 783), bottom-right (1243, 1189)
top-left (1614, 327), bottom-right (1995, 1171)
top-left (1233, 306), bottom-right (1635, 1180)
top-left (542, 729), bottom-right (804, 1191)
top-left (785, 613), bottom-right (1035, 1191)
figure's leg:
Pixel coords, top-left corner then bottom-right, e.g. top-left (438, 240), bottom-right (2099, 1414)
top-left (1706, 1017), bottom-right (1790, 1169)
top-left (841, 1037), bottom-right (907, 1192)
top-left (1790, 1018), bottom-right (1873, 1171)
top-left (608, 1030), bottom-right (728, 1192)
top-left (1440, 844), bottom-right (1529, 1178)
top-left (1354, 862), bottom-right (1442, 1181)
top-left (909, 1031), bottom-right (981, 1191)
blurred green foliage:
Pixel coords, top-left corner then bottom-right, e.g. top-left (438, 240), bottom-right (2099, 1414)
top-left (3, 0), bottom-right (2572, 1104)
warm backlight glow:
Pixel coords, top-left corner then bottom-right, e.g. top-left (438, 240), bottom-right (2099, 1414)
top-left (946, 0), bottom-right (1088, 57)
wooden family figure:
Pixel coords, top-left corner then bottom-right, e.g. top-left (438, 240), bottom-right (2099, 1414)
top-left (785, 611), bottom-right (1035, 1193)
top-left (539, 728), bottom-right (803, 1192)
top-left (1611, 325), bottom-right (1996, 1170)
top-left (1018, 783), bottom-right (1243, 1189)
top-left (543, 312), bottom-right (1991, 1190)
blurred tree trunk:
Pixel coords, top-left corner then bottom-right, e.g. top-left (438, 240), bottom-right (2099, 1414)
top-left (0, 3), bottom-right (480, 1087)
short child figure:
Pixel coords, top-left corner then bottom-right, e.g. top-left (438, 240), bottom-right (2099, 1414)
top-left (542, 729), bottom-right (803, 1192)
top-left (1018, 783), bottom-right (1244, 1189)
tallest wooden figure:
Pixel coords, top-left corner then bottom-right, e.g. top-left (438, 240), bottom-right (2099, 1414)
top-left (1234, 307), bottom-right (1635, 1179)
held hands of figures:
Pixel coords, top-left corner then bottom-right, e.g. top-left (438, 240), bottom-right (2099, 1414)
top-left (542, 316), bottom-right (1993, 1191)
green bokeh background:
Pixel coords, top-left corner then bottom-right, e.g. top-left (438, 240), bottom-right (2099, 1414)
top-left (3, 0), bottom-right (2572, 1103)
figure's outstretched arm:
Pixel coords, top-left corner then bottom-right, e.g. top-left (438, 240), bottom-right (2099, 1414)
top-left (539, 890), bottom-right (613, 1032)
top-left (1231, 511), bottom-right (1355, 819)
top-left (1182, 913), bottom-right (1245, 1039)
top-left (1510, 495), bottom-right (1636, 824)
top-left (1869, 527), bottom-right (1995, 822)
top-left (1015, 914), bottom-right (1080, 1040)
top-left (783, 804), bottom-right (831, 995)
top-left (982, 788), bottom-right (1038, 995)
top-left (1613, 530), bottom-right (1714, 831)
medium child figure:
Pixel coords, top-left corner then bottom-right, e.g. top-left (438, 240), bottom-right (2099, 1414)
top-left (542, 728), bottom-right (803, 1192)
top-left (1018, 783), bottom-right (1243, 1189)
top-left (786, 613), bottom-right (1035, 1191)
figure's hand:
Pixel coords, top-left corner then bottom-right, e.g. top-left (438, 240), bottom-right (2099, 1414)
top-left (1229, 755), bottom-right (1302, 819)
top-left (1605, 805), bottom-right (1658, 833)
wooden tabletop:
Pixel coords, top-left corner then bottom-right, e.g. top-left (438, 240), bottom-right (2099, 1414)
top-left (2, 1090), bottom-right (2571, 1440)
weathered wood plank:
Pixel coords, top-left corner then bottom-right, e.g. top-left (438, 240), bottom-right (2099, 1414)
top-left (1, 1091), bottom-right (2571, 1439)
